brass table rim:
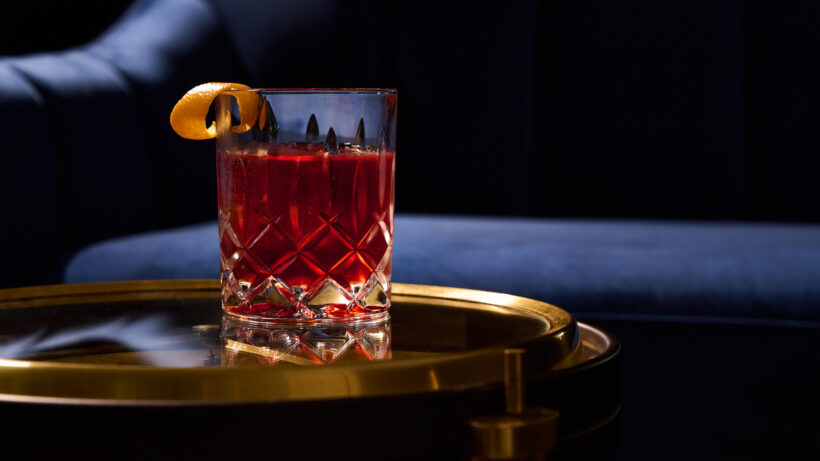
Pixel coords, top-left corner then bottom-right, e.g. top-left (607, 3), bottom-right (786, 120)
top-left (554, 322), bottom-right (621, 375)
top-left (0, 280), bottom-right (580, 404)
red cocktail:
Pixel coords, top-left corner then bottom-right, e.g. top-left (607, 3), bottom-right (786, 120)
top-left (218, 143), bottom-right (395, 319)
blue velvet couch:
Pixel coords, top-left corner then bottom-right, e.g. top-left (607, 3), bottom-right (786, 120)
top-left (3, 0), bottom-right (820, 458)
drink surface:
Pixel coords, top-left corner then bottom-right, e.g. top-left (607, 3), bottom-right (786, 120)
top-left (217, 143), bottom-right (395, 320)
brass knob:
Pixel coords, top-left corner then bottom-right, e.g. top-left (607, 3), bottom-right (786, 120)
top-left (466, 349), bottom-right (559, 461)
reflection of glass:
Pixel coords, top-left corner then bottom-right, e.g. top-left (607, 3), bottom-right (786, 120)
top-left (220, 315), bottom-right (391, 367)
top-left (216, 89), bottom-right (397, 323)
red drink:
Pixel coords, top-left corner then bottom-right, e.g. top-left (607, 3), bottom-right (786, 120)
top-left (217, 143), bottom-right (395, 320)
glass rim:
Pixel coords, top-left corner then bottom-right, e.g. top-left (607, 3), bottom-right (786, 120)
top-left (224, 88), bottom-right (397, 95)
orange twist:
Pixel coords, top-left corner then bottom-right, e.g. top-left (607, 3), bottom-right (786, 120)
top-left (170, 82), bottom-right (259, 140)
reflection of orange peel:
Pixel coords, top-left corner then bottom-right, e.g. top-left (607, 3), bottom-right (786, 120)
top-left (169, 82), bottom-right (259, 140)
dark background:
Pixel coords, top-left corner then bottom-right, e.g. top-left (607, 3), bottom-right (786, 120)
top-left (2, 0), bottom-right (820, 291)
top-left (0, 1), bottom-right (132, 57)
top-left (3, 0), bottom-right (819, 227)
top-left (214, 0), bottom-right (820, 223)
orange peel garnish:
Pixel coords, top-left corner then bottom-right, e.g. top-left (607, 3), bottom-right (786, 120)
top-left (170, 82), bottom-right (259, 140)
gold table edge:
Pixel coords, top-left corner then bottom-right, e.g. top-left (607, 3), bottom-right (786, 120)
top-left (0, 280), bottom-right (589, 404)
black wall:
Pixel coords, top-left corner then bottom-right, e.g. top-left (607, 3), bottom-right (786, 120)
top-left (368, 0), bottom-right (820, 221)
top-left (5, 0), bottom-right (820, 222)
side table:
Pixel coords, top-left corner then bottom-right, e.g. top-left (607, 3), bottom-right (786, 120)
top-left (0, 281), bottom-right (619, 460)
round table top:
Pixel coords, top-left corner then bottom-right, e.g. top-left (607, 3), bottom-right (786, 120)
top-left (0, 280), bottom-right (612, 404)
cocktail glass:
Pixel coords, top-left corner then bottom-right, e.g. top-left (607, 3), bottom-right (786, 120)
top-left (215, 89), bottom-right (397, 323)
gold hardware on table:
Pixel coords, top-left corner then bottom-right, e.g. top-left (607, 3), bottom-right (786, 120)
top-left (467, 348), bottom-right (560, 461)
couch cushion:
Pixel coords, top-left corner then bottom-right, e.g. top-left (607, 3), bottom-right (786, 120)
top-left (63, 215), bottom-right (820, 323)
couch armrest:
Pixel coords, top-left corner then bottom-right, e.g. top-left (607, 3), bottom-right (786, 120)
top-left (0, 0), bottom-right (248, 286)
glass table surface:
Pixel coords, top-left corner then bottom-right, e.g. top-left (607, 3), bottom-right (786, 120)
top-left (0, 280), bottom-right (596, 403)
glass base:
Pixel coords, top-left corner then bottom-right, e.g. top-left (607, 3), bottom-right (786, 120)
top-left (221, 273), bottom-right (391, 323)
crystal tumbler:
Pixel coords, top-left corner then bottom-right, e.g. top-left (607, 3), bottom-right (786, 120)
top-left (215, 89), bottom-right (397, 322)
